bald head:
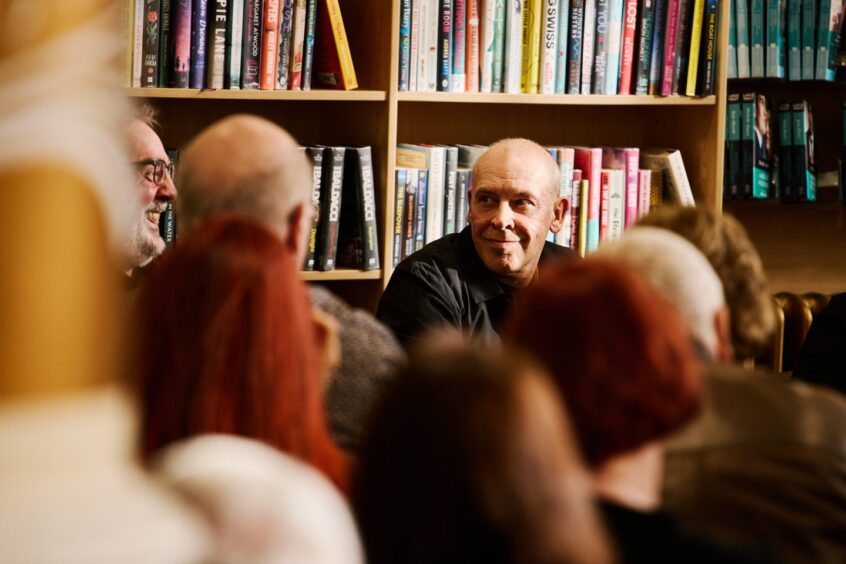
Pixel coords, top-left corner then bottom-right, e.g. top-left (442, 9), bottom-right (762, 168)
top-left (177, 115), bottom-right (312, 246)
top-left (473, 138), bottom-right (561, 202)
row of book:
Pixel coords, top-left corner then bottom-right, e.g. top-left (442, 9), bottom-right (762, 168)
top-left (128, 0), bottom-right (357, 91)
top-left (397, 0), bottom-right (723, 96)
top-left (727, 0), bottom-right (845, 80)
top-left (393, 143), bottom-right (694, 266)
top-left (723, 93), bottom-right (817, 201)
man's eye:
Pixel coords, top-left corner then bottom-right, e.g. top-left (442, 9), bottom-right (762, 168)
top-left (477, 195), bottom-right (493, 204)
top-left (513, 199), bottom-right (533, 208)
top-left (142, 168), bottom-right (156, 182)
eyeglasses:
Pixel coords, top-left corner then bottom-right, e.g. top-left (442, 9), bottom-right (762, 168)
top-left (132, 159), bottom-right (175, 186)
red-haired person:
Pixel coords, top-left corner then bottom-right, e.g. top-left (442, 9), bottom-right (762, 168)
top-left (502, 259), bottom-right (774, 564)
top-left (133, 214), bottom-right (348, 493)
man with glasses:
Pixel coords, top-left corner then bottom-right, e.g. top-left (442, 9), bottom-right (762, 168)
top-left (125, 107), bottom-right (176, 275)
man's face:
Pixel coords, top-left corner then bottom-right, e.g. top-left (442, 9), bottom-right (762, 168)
top-left (467, 151), bottom-right (564, 288)
top-left (126, 120), bottom-right (176, 268)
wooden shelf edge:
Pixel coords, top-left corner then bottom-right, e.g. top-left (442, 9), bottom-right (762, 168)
top-left (300, 269), bottom-right (382, 281)
top-left (125, 87), bottom-right (387, 102)
top-left (396, 92), bottom-right (717, 106)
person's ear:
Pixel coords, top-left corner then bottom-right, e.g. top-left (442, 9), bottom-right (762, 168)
top-left (286, 201), bottom-right (310, 267)
top-left (549, 197), bottom-right (568, 233)
top-left (713, 306), bottom-right (734, 363)
top-left (311, 307), bottom-right (341, 387)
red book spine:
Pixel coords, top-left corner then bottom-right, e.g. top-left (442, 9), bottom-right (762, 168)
top-left (260, 0), bottom-right (282, 89)
top-left (466, 0), bottom-right (480, 92)
top-left (660, 0), bottom-right (681, 96)
top-left (618, 0), bottom-right (638, 93)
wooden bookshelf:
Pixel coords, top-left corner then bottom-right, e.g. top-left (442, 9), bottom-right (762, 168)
top-left (130, 0), bottom-right (733, 308)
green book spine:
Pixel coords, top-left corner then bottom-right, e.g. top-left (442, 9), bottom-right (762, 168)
top-left (751, 0), bottom-right (766, 75)
top-left (741, 92), bottom-right (755, 198)
top-left (727, 93), bottom-right (742, 199)
top-left (766, 0), bottom-right (786, 76)
top-left (801, 0), bottom-right (817, 79)
top-left (778, 101), bottom-right (795, 201)
top-left (736, 0), bottom-right (752, 76)
top-left (752, 93), bottom-right (771, 199)
top-left (728, 0), bottom-right (738, 77)
top-left (787, 0), bottom-right (802, 79)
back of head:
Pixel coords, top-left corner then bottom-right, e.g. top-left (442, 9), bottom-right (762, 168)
top-left (176, 115), bottom-right (312, 241)
top-left (502, 259), bottom-right (702, 468)
top-left (354, 342), bottom-right (612, 564)
top-left (594, 226), bottom-right (727, 358)
top-left (637, 206), bottom-right (775, 360)
top-left (134, 214), bottom-right (346, 490)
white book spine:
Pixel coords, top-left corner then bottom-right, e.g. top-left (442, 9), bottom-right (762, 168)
top-left (540, 0), bottom-right (559, 93)
top-left (426, 147), bottom-right (447, 242)
top-left (556, 147), bottom-right (575, 246)
top-left (604, 0), bottom-right (623, 94)
top-left (481, 0), bottom-right (496, 92)
top-left (504, 0), bottom-right (524, 93)
top-left (424, 0), bottom-right (440, 91)
top-left (132, 0), bottom-right (144, 87)
top-left (580, 0), bottom-right (596, 94)
top-left (417, 0), bottom-right (430, 90)
top-left (637, 169), bottom-right (651, 218)
top-left (229, 0), bottom-right (245, 88)
top-left (608, 170), bottom-right (625, 240)
top-left (410, 0), bottom-right (421, 90)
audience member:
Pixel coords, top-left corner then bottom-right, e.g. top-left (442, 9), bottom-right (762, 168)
top-left (134, 214), bottom-right (348, 492)
top-left (176, 114), bottom-right (404, 451)
top-left (123, 104), bottom-right (176, 276)
top-left (354, 342), bottom-right (613, 564)
top-left (637, 206), bottom-right (775, 362)
top-left (793, 292), bottom-right (846, 395)
top-left (503, 259), bottom-right (772, 563)
top-left (377, 138), bottom-right (574, 346)
top-left (0, 1), bottom-right (210, 560)
top-left (598, 227), bottom-right (846, 563)
top-left (156, 435), bottom-right (364, 564)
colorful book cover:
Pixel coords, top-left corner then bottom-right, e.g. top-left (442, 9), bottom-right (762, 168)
top-left (726, 93), bottom-right (742, 198)
top-left (556, 147), bottom-right (575, 246)
top-left (685, 0), bottom-right (706, 94)
top-left (696, 0), bottom-right (720, 95)
top-left (522, 0), bottom-right (543, 92)
top-left (635, 0), bottom-right (657, 94)
top-left (225, 0), bottom-right (245, 89)
top-left (573, 147), bottom-right (602, 253)
top-left (623, 147), bottom-right (640, 225)
top-left (580, 0), bottom-right (596, 93)
top-left (315, 0), bottom-right (359, 89)
top-left (189, 0), bottom-right (208, 88)
top-left (735, 0), bottom-right (751, 77)
top-left (750, 0), bottom-right (766, 76)
top-left (142, 0), bottom-right (161, 87)
top-left (815, 0), bottom-right (845, 80)
top-left (555, 0), bottom-right (571, 93)
top-left (618, 0), bottom-right (639, 94)
top-left (169, 0), bottom-right (192, 87)
top-left (504, 0), bottom-right (524, 93)
top-left (801, 0), bottom-right (817, 79)
top-left (437, 0), bottom-right (454, 91)
top-left (240, 0), bottom-right (262, 89)
top-left (466, 0), bottom-right (480, 92)
top-left (206, 0), bottom-right (228, 89)
top-left (660, 0), bottom-right (682, 95)
top-left (399, 0), bottom-right (411, 90)
top-left (302, 0), bottom-right (318, 89)
top-left (766, 0), bottom-right (786, 77)
top-left (787, 0), bottom-right (802, 79)
top-left (752, 93), bottom-right (771, 198)
top-left (778, 101), bottom-right (795, 201)
top-left (277, 0), bottom-right (295, 90)
top-left (672, 0), bottom-right (693, 93)
top-left (392, 169), bottom-right (407, 267)
top-left (158, 0), bottom-right (172, 86)
top-left (288, 0), bottom-right (308, 90)
top-left (259, 0), bottom-right (281, 90)
top-left (599, 169), bottom-right (611, 242)
top-left (540, 0), bottom-right (559, 93)
top-left (452, 0), bottom-right (468, 91)
top-left (492, 0), bottom-right (507, 91)
top-left (727, 0), bottom-right (737, 78)
top-left (592, 0), bottom-right (610, 93)
top-left (402, 170), bottom-right (418, 260)
top-left (605, 0), bottom-right (624, 94)
top-left (568, 0), bottom-right (585, 93)
top-left (647, 0), bottom-right (666, 93)
top-left (578, 177), bottom-right (589, 255)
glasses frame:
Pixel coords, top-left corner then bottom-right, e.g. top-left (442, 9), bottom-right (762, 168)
top-left (133, 158), bottom-right (175, 186)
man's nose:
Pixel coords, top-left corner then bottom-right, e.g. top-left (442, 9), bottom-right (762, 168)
top-left (157, 173), bottom-right (176, 201)
top-left (490, 202), bottom-right (514, 230)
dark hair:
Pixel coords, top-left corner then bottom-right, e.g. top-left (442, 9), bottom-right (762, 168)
top-left (353, 343), bottom-right (613, 564)
top-left (502, 259), bottom-right (702, 468)
top-left (133, 214), bottom-right (347, 491)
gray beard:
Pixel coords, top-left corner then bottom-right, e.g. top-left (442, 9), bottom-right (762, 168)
top-left (127, 218), bottom-right (165, 269)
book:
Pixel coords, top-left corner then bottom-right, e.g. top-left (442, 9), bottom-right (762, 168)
top-left (492, 0), bottom-right (507, 91)
top-left (158, 0), bottom-right (172, 86)
top-left (399, 0), bottom-right (412, 89)
top-left (793, 100), bottom-right (817, 200)
top-left (315, 0), bottom-right (358, 89)
top-left (225, 0), bottom-right (245, 88)
top-left (568, 0), bottom-right (585, 93)
top-left (315, 146), bottom-right (346, 271)
top-left (402, 170), bottom-right (419, 258)
top-left (288, 0), bottom-right (308, 89)
top-left (443, 146), bottom-right (459, 234)
top-left (569, 169), bottom-right (582, 249)
top-left (522, 0), bottom-right (543, 92)
top-left (142, 0), bottom-right (162, 87)
top-left (132, 0), bottom-right (145, 87)
top-left (159, 202), bottom-right (177, 246)
top-left (189, 0), bottom-right (209, 88)
top-left (466, 0), bottom-right (481, 92)
top-left (480, 0), bottom-right (496, 91)
top-left (647, 0), bottom-right (666, 93)
top-left (727, 0), bottom-right (737, 78)
top-left (555, 0), bottom-right (571, 93)
top-left (623, 147), bottom-right (640, 225)
top-left (577, 177), bottom-right (589, 255)
top-left (816, 0), bottom-right (845, 80)
top-left (593, 0), bottom-right (610, 93)
top-left (240, 0), bottom-right (262, 89)
top-left (573, 147), bottom-right (602, 252)
top-left (303, 146), bottom-right (325, 271)
top-left (696, 0), bottom-right (720, 95)
top-left (685, 0), bottom-right (706, 94)
top-left (338, 147), bottom-right (380, 271)
top-left (766, 0), bottom-right (786, 77)
top-left (259, 0), bottom-right (281, 90)
top-left (608, 169), bottom-right (625, 240)
top-left (169, 0), bottom-right (192, 87)
top-left (277, 0), bottom-right (295, 90)
top-left (599, 169), bottom-right (612, 242)
top-left (735, 0), bottom-right (751, 77)
top-left (453, 0), bottom-right (468, 91)
top-left (414, 169), bottom-right (429, 251)
top-left (740, 91), bottom-right (755, 197)
top-left (455, 168), bottom-right (470, 231)
top-left (661, 0), bottom-right (682, 95)
top-left (640, 148), bottom-right (695, 205)
top-left (801, 0), bottom-right (816, 79)
top-left (750, 0), bottom-right (765, 76)
top-left (410, 0), bottom-right (422, 90)
top-left (580, 0), bottom-right (597, 93)
top-left (618, 0), bottom-right (639, 94)
top-left (437, 0), bottom-right (454, 91)
top-left (206, 0), bottom-right (228, 89)
top-left (393, 169), bottom-right (408, 266)
top-left (752, 93), bottom-right (771, 198)
top-left (301, 0), bottom-right (318, 89)
top-left (504, 0), bottom-right (524, 92)
top-left (421, 0), bottom-right (440, 91)
top-left (556, 147), bottom-right (576, 246)
top-left (787, 0), bottom-right (802, 80)
top-left (778, 101), bottom-right (795, 201)
top-left (540, 0), bottom-right (560, 93)
top-left (635, 0), bottom-right (657, 94)
top-left (637, 168), bottom-right (652, 217)
top-left (398, 144), bottom-right (447, 244)
top-left (605, 0), bottom-right (624, 94)
top-left (726, 93), bottom-right (742, 199)
top-left (672, 0), bottom-right (693, 93)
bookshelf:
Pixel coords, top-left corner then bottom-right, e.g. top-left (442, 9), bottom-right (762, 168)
top-left (725, 78), bottom-right (846, 294)
top-left (130, 0), bottom-right (732, 310)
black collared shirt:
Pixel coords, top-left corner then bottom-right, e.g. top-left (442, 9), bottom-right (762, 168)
top-left (376, 226), bottom-right (575, 346)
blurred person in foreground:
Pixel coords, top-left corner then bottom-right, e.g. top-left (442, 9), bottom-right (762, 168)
top-left (613, 218), bottom-right (846, 563)
top-left (175, 114), bottom-right (404, 451)
top-left (0, 0), bottom-right (210, 560)
top-left (353, 343), bottom-right (613, 564)
top-left (134, 214), bottom-right (348, 493)
top-left (503, 258), bottom-right (773, 563)
top-left (793, 293), bottom-right (846, 395)
top-left (377, 138), bottom-right (574, 347)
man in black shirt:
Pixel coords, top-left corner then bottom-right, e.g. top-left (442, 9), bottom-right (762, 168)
top-left (377, 138), bottom-right (575, 346)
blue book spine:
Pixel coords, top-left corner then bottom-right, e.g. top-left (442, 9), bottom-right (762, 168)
top-left (801, 0), bottom-right (816, 79)
top-left (635, 0), bottom-right (656, 93)
top-left (727, 0), bottom-right (737, 77)
top-left (766, 0), bottom-right (786, 76)
top-left (735, 0), bottom-right (751, 76)
top-left (605, 0), bottom-right (624, 94)
top-left (189, 0), bottom-right (208, 88)
top-left (750, 0), bottom-right (765, 76)
top-left (787, 0), bottom-right (802, 79)
top-left (301, 0), bottom-right (318, 90)
top-left (815, 0), bottom-right (842, 80)
top-left (415, 170), bottom-right (429, 251)
top-left (752, 93), bottom-right (770, 199)
top-left (399, 0), bottom-right (411, 90)
top-left (555, 0), bottom-right (571, 92)
top-left (647, 0), bottom-right (666, 93)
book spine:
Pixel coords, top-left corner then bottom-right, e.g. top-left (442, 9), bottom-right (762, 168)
top-left (815, 0), bottom-right (842, 79)
top-left (569, 171), bottom-right (581, 248)
top-left (637, 169), bottom-right (651, 217)
top-left (568, 0), bottom-right (585, 93)
top-left (540, 0), bottom-right (559, 93)
top-left (726, 93), bottom-right (742, 198)
top-left (133, 0), bottom-right (145, 87)
top-left (802, 102), bottom-right (816, 200)
top-left (438, 0), bottom-right (455, 90)
top-left (124, 0), bottom-right (135, 86)
top-left (599, 169), bottom-right (611, 242)
top-left (480, 0), bottom-right (495, 91)
top-left (206, 0), bottom-right (227, 89)
top-left (423, 0), bottom-right (440, 91)
top-left (504, 0), bottom-right (524, 93)
top-left (635, 0), bottom-right (656, 94)
top-left (672, 0), bottom-right (692, 93)
top-left (557, 148), bottom-right (575, 245)
top-left (410, 0), bottom-right (421, 90)
top-left (456, 169), bottom-right (470, 231)
top-left (740, 92), bottom-right (754, 198)
top-left (226, 0), bottom-right (244, 88)
top-left (618, 0), bottom-right (638, 94)
top-left (801, 0), bottom-right (816, 79)
top-left (190, 0), bottom-right (209, 87)
top-left (492, 0), bottom-right (507, 91)
top-left (578, 178), bottom-right (590, 254)
top-left (727, 0), bottom-right (737, 78)
top-left (399, 0), bottom-right (412, 90)
top-left (426, 148), bottom-right (446, 242)
top-left (142, 0), bottom-right (162, 87)
top-left (304, 147), bottom-right (324, 270)
top-left (288, 0), bottom-right (307, 90)
top-left (315, 146), bottom-right (346, 271)
top-left (415, 170), bottom-right (429, 251)
top-left (402, 172), bottom-right (418, 259)
top-left (750, 0), bottom-right (765, 76)
top-left (647, 0), bottom-right (666, 93)
top-left (661, 0), bottom-right (681, 95)
top-left (466, 0), bottom-right (481, 91)
top-left (523, 0), bottom-right (543, 92)
top-left (685, 0), bottom-right (705, 94)
top-left (735, 0), bottom-right (750, 77)
top-left (593, 0), bottom-right (610, 93)
top-left (301, 0), bottom-right (318, 89)
top-left (393, 170), bottom-right (406, 267)
top-left (240, 0), bottom-right (262, 88)
top-left (787, 0), bottom-right (801, 79)
top-left (259, 0), bottom-right (280, 89)
top-left (324, 0), bottom-right (358, 89)
top-left (443, 147), bottom-right (458, 234)
top-left (356, 147), bottom-right (381, 270)
top-left (752, 93), bottom-right (770, 198)
top-left (276, 0), bottom-right (294, 89)
top-left (555, 0), bottom-right (571, 93)
top-left (778, 101), bottom-right (794, 201)
top-left (697, 0), bottom-right (719, 95)
top-left (608, 170), bottom-right (625, 239)
top-left (580, 0), bottom-right (596, 93)
top-left (453, 0), bottom-right (468, 90)
top-left (766, 0), bottom-right (785, 77)
top-left (604, 0), bottom-right (624, 94)
top-left (823, 1), bottom-right (845, 80)
top-left (623, 147), bottom-right (639, 225)
top-left (159, 0), bottom-right (172, 86)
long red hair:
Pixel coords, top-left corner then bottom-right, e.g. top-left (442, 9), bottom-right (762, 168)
top-left (134, 214), bottom-right (347, 491)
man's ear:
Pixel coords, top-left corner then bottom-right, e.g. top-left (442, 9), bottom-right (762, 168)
top-left (713, 306), bottom-right (735, 364)
top-left (286, 201), bottom-right (310, 267)
top-left (549, 197), bottom-right (568, 234)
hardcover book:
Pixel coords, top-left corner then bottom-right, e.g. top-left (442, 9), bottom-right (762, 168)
top-left (640, 147), bottom-right (695, 205)
top-left (142, 0), bottom-right (162, 87)
top-left (303, 146), bottom-right (325, 271)
top-left (315, 146), bottom-right (346, 271)
top-left (240, 0), bottom-right (262, 89)
top-left (206, 0), bottom-right (228, 89)
top-left (189, 0), bottom-right (209, 88)
top-left (778, 100), bottom-right (795, 201)
top-left (315, 0), bottom-right (358, 89)
top-left (338, 147), bottom-right (381, 270)
top-left (169, 0), bottom-right (192, 87)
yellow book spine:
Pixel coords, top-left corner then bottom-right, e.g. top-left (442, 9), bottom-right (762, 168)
top-left (578, 178), bottom-right (589, 256)
top-left (685, 0), bottom-right (706, 95)
top-left (326, 0), bottom-right (358, 90)
top-left (520, 0), bottom-right (541, 93)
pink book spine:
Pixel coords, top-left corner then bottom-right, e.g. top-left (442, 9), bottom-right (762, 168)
top-left (570, 169), bottom-right (583, 249)
top-left (638, 169), bottom-right (651, 218)
top-left (588, 149), bottom-right (602, 232)
top-left (466, 0), bottom-right (480, 92)
top-left (599, 170), bottom-right (611, 243)
top-left (618, 0), bottom-right (639, 94)
top-left (624, 147), bottom-right (640, 227)
top-left (660, 0), bottom-right (681, 96)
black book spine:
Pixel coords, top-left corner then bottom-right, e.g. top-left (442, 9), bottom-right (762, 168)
top-left (647, 0), bottom-right (666, 94)
top-left (696, 0), bottom-right (719, 95)
top-left (357, 147), bottom-right (381, 270)
top-left (634, 0), bottom-right (657, 94)
top-left (673, 0), bottom-right (693, 94)
top-left (437, 0), bottom-right (454, 91)
top-left (303, 147), bottom-right (324, 271)
top-left (169, 0), bottom-right (192, 87)
top-left (241, 0), bottom-right (262, 89)
top-left (301, 0), bottom-right (318, 90)
top-left (567, 0), bottom-right (585, 94)
top-left (402, 175), bottom-right (417, 259)
top-left (315, 146), bottom-right (346, 271)
top-left (337, 147), bottom-right (381, 270)
top-left (414, 169), bottom-right (428, 251)
top-left (206, 0), bottom-right (228, 89)
top-left (393, 170), bottom-right (407, 267)
top-left (142, 0), bottom-right (162, 87)
top-left (592, 0), bottom-right (610, 93)
top-left (741, 92), bottom-right (755, 198)
top-left (443, 146), bottom-right (458, 234)
top-left (158, 0), bottom-right (172, 86)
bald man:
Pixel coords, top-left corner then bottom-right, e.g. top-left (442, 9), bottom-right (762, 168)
top-left (377, 138), bottom-right (574, 345)
top-left (176, 115), bottom-right (405, 451)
